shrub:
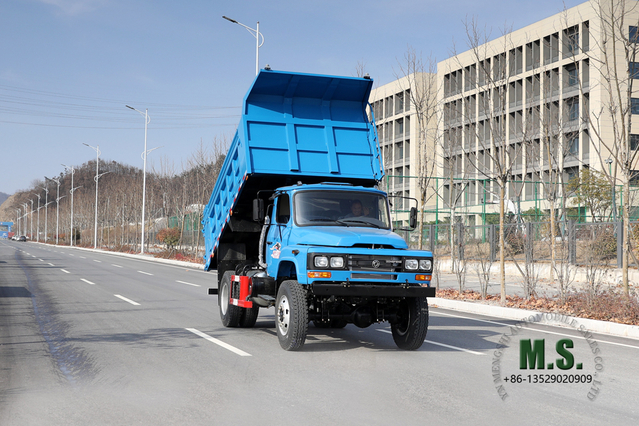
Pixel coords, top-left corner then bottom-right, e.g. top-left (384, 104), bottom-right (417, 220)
top-left (157, 227), bottom-right (181, 249)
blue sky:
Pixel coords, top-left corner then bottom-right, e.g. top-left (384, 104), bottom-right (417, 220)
top-left (0, 0), bottom-right (584, 194)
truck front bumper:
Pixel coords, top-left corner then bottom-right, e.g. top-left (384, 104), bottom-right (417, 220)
top-left (311, 283), bottom-right (435, 298)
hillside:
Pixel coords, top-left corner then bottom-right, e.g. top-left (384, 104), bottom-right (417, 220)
top-left (0, 193), bottom-right (17, 222)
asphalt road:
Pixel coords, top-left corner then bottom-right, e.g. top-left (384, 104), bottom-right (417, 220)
top-left (1, 240), bottom-right (638, 426)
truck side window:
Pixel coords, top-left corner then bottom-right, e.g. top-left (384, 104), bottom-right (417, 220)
top-left (276, 194), bottom-right (290, 224)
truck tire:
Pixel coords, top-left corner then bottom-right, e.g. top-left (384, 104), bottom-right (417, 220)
top-left (219, 271), bottom-right (241, 327)
top-left (391, 297), bottom-right (429, 350)
top-left (239, 306), bottom-right (259, 328)
top-left (275, 280), bottom-right (308, 351)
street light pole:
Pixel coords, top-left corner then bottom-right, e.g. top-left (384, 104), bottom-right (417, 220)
top-left (35, 194), bottom-right (41, 242)
top-left (22, 203), bottom-right (28, 238)
top-left (606, 158), bottom-right (617, 222)
top-left (222, 16), bottom-right (264, 76)
top-left (29, 199), bottom-right (34, 240)
top-left (41, 185), bottom-right (49, 242)
top-left (45, 176), bottom-right (61, 245)
top-left (126, 105), bottom-right (156, 255)
top-left (62, 164), bottom-right (81, 247)
top-left (16, 208), bottom-right (20, 237)
top-left (84, 143), bottom-right (101, 249)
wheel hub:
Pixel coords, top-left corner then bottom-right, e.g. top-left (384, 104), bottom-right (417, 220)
top-left (277, 296), bottom-right (290, 336)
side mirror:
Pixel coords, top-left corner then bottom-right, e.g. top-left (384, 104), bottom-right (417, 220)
top-left (253, 198), bottom-right (265, 222)
top-left (409, 207), bottom-right (418, 229)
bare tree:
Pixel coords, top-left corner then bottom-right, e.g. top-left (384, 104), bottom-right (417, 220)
top-left (394, 47), bottom-right (439, 250)
top-left (575, 0), bottom-right (639, 296)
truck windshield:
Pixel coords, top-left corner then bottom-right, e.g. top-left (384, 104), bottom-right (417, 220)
top-left (294, 190), bottom-right (391, 229)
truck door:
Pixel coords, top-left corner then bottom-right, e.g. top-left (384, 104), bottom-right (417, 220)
top-left (266, 193), bottom-right (291, 276)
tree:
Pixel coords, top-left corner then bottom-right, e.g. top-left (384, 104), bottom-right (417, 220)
top-left (566, 168), bottom-right (613, 221)
top-left (394, 47), bottom-right (439, 251)
top-left (575, 0), bottom-right (639, 296)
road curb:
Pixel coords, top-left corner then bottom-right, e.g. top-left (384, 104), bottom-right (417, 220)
top-left (431, 297), bottom-right (639, 340)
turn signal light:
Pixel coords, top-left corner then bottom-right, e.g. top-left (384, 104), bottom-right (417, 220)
top-left (308, 271), bottom-right (332, 279)
top-left (416, 274), bottom-right (432, 281)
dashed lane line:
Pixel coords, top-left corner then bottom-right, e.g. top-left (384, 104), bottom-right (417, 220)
top-left (114, 295), bottom-right (140, 306)
top-left (186, 328), bottom-right (251, 357)
top-left (176, 280), bottom-right (200, 287)
top-left (138, 271), bottom-right (153, 276)
top-left (81, 279), bottom-right (95, 285)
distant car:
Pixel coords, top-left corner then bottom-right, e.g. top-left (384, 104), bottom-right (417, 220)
top-left (17, 235), bottom-right (27, 242)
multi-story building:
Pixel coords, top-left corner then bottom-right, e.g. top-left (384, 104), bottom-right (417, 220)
top-left (369, 73), bottom-right (438, 228)
top-left (436, 0), bottom-right (639, 225)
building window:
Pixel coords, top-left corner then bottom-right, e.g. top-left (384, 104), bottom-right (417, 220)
top-left (632, 98), bottom-right (639, 114)
top-left (631, 134), bottom-right (639, 150)
top-left (566, 98), bottom-right (579, 122)
top-left (564, 26), bottom-right (579, 58)
top-left (566, 64), bottom-right (579, 88)
top-left (567, 134), bottom-right (579, 156)
top-left (630, 62), bottom-right (639, 79)
top-left (631, 26), bottom-right (639, 43)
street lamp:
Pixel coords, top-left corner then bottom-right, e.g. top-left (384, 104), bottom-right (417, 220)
top-left (35, 194), bottom-right (41, 242)
top-left (126, 105), bottom-right (158, 255)
top-left (29, 199), bottom-right (34, 240)
top-left (84, 143), bottom-right (101, 249)
top-left (63, 164), bottom-right (82, 247)
top-left (605, 158), bottom-right (617, 222)
top-left (45, 176), bottom-right (61, 245)
top-left (40, 184), bottom-right (49, 242)
top-left (22, 203), bottom-right (29, 238)
top-left (16, 208), bottom-right (20, 237)
top-left (223, 15), bottom-right (264, 76)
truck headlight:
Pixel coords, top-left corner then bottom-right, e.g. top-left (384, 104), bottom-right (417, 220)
top-left (404, 259), bottom-right (418, 270)
top-left (330, 256), bottom-right (344, 268)
top-left (419, 259), bottom-right (432, 271)
top-left (314, 256), bottom-right (329, 268)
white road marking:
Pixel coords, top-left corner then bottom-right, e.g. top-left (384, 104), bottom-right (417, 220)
top-left (60, 269), bottom-right (70, 274)
top-left (79, 256), bottom-right (86, 259)
top-left (112, 264), bottom-right (123, 268)
top-left (93, 259), bottom-right (102, 263)
top-left (81, 279), bottom-right (95, 285)
top-left (377, 329), bottom-right (485, 355)
top-left (69, 254), bottom-right (74, 256)
top-left (48, 263), bottom-right (55, 266)
top-left (433, 310), bottom-right (639, 350)
top-left (185, 328), bottom-right (251, 357)
top-left (138, 271), bottom-right (153, 276)
top-left (176, 280), bottom-right (200, 287)
top-left (114, 295), bottom-right (140, 306)
top-left (31, 255), bottom-right (36, 258)
top-left (39, 259), bottom-right (43, 261)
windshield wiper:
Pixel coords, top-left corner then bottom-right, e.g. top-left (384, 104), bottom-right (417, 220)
top-left (307, 218), bottom-right (347, 226)
top-left (335, 218), bottom-right (383, 229)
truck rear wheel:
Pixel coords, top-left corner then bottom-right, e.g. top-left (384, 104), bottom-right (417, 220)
top-left (239, 306), bottom-right (259, 328)
top-left (219, 271), bottom-right (241, 327)
top-left (391, 297), bottom-right (429, 350)
top-left (275, 280), bottom-right (308, 351)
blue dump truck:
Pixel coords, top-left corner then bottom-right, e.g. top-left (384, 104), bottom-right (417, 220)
top-left (203, 70), bottom-right (435, 351)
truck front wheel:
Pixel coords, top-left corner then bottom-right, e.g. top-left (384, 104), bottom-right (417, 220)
top-left (219, 271), bottom-right (241, 327)
top-left (275, 280), bottom-right (308, 351)
top-left (391, 297), bottom-right (429, 350)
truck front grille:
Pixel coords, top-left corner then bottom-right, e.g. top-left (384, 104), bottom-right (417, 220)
top-left (347, 255), bottom-right (403, 273)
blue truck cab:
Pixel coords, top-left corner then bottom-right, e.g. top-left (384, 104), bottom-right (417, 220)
top-left (203, 69), bottom-right (435, 351)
